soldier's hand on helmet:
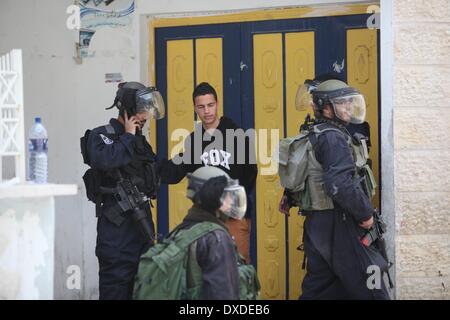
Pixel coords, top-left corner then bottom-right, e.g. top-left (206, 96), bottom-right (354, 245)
top-left (279, 195), bottom-right (291, 216)
top-left (359, 216), bottom-right (374, 229)
top-left (124, 111), bottom-right (141, 135)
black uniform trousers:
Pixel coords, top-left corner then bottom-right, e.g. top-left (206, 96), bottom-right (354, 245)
top-left (95, 204), bottom-right (153, 300)
top-left (300, 210), bottom-right (390, 300)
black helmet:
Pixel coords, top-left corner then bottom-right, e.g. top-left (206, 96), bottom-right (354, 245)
top-left (311, 80), bottom-right (367, 124)
top-left (107, 81), bottom-right (165, 119)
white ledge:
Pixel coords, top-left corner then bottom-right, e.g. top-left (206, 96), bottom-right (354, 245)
top-left (0, 183), bottom-right (78, 199)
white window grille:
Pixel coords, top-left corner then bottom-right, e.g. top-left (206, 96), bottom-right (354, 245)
top-left (0, 49), bottom-right (25, 185)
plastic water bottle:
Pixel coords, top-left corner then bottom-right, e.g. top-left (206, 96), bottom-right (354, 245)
top-left (28, 117), bottom-right (48, 184)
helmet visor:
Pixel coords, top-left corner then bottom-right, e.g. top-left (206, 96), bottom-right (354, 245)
top-left (136, 88), bottom-right (166, 119)
top-left (219, 183), bottom-right (247, 220)
top-left (331, 94), bottom-right (366, 124)
top-left (295, 84), bottom-right (313, 111)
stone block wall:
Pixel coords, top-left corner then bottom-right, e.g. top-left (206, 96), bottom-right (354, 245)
top-left (393, 0), bottom-right (450, 299)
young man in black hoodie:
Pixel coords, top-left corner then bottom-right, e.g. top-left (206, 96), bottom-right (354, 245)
top-left (159, 82), bottom-right (257, 264)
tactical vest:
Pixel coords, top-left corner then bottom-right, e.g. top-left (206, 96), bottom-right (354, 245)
top-left (80, 124), bottom-right (159, 222)
top-left (278, 122), bottom-right (376, 211)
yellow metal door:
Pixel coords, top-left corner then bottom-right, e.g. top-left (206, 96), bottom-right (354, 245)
top-left (165, 38), bottom-right (225, 230)
top-left (166, 39), bottom-right (195, 230)
top-left (254, 33), bottom-right (286, 300)
top-left (253, 31), bottom-right (315, 300)
top-left (154, 10), bottom-right (380, 300)
top-left (253, 29), bottom-right (379, 299)
top-left (347, 29), bottom-right (380, 207)
top-left (285, 32), bottom-right (315, 299)
top-left (196, 38), bottom-right (224, 119)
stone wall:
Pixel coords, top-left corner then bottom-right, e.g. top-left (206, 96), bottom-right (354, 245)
top-left (393, 0), bottom-right (450, 299)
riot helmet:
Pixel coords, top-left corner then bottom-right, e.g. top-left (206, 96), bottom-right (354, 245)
top-left (187, 166), bottom-right (247, 220)
top-left (295, 79), bottom-right (320, 112)
top-left (107, 81), bottom-right (165, 119)
top-left (311, 79), bottom-right (366, 124)
top-left (295, 74), bottom-right (343, 112)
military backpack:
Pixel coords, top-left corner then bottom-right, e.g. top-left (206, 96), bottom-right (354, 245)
top-left (133, 221), bottom-right (260, 300)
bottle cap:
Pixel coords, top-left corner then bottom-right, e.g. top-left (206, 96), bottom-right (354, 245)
top-left (35, 117), bottom-right (41, 123)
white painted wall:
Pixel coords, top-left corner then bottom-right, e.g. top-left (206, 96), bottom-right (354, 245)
top-left (0, 184), bottom-right (77, 299)
top-left (0, 0), bottom-right (372, 299)
top-left (0, 197), bottom-right (54, 299)
top-left (0, 0), bottom-right (138, 299)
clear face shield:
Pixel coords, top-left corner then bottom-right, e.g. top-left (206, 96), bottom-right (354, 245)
top-left (330, 93), bottom-right (366, 124)
top-left (135, 87), bottom-right (166, 119)
top-left (219, 180), bottom-right (247, 220)
top-left (295, 80), bottom-right (319, 111)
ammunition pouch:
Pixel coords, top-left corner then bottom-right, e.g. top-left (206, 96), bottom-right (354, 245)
top-left (82, 168), bottom-right (104, 217)
top-left (358, 164), bottom-right (377, 199)
top-left (102, 203), bottom-right (126, 226)
top-left (80, 129), bottom-right (91, 165)
top-left (351, 134), bottom-right (377, 199)
top-left (143, 161), bottom-right (160, 199)
top-left (82, 168), bottom-right (127, 225)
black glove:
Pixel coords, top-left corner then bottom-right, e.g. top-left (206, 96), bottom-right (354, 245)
top-left (284, 189), bottom-right (296, 206)
top-left (196, 175), bottom-right (228, 212)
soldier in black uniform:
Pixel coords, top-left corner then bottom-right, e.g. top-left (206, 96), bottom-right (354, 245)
top-left (280, 79), bottom-right (390, 299)
top-left (81, 82), bottom-right (165, 299)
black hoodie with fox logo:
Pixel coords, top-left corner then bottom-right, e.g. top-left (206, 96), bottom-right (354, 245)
top-left (159, 116), bottom-right (258, 218)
